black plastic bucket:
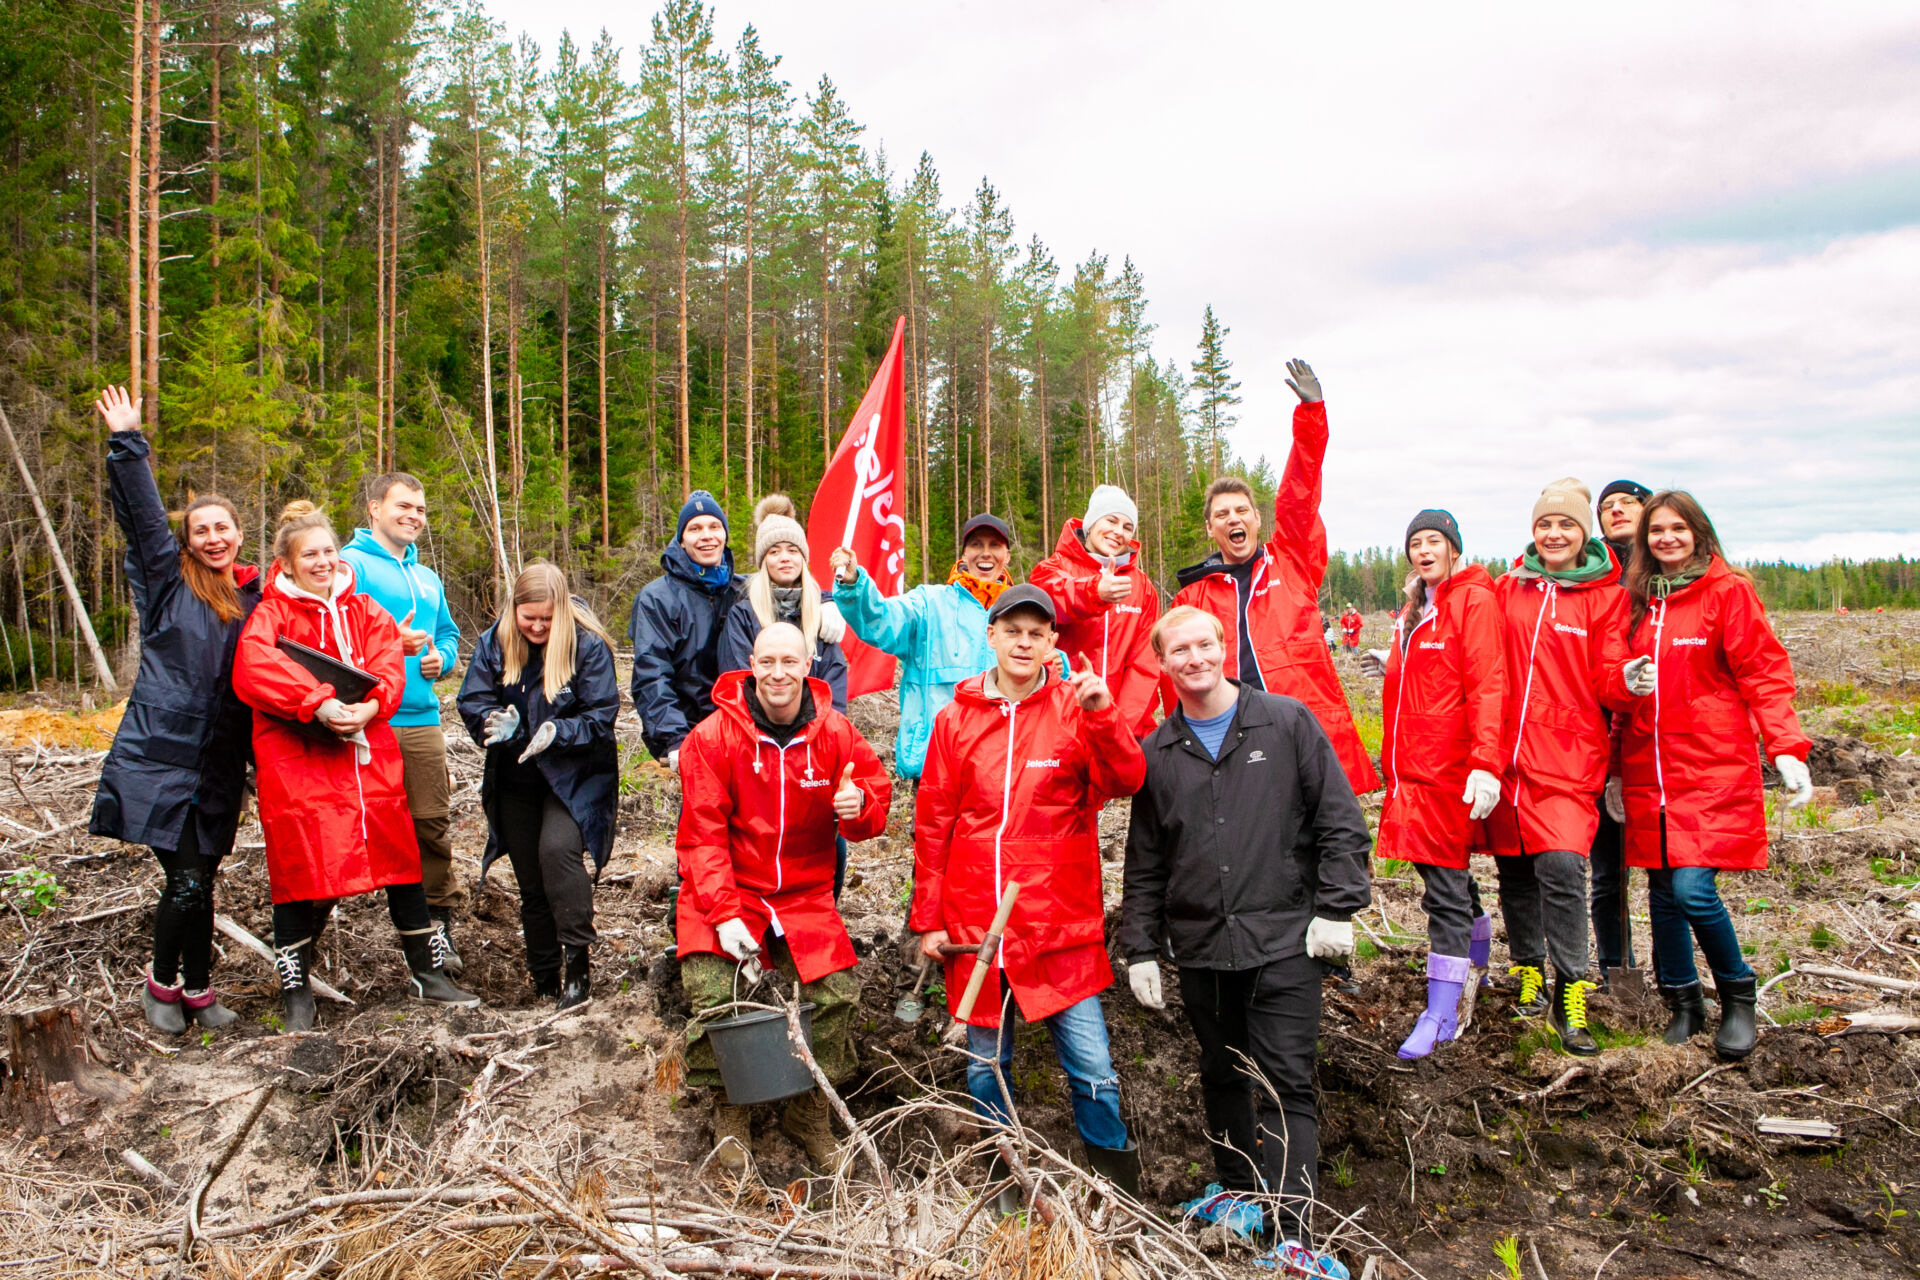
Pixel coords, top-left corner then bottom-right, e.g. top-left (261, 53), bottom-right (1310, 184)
top-left (707, 1003), bottom-right (817, 1105)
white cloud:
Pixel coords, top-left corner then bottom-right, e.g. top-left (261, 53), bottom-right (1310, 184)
top-left (483, 0), bottom-right (1920, 559)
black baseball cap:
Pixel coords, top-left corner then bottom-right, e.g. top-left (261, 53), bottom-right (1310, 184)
top-left (960, 513), bottom-right (1012, 547)
top-left (986, 583), bottom-right (1056, 625)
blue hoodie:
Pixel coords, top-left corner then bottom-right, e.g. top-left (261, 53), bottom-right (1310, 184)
top-left (340, 528), bottom-right (461, 727)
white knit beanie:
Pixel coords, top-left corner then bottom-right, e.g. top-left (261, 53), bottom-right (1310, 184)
top-left (754, 514), bottom-right (809, 566)
top-left (1083, 484), bottom-right (1138, 532)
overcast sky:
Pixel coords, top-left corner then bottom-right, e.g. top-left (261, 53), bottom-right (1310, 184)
top-left (486, 0), bottom-right (1920, 564)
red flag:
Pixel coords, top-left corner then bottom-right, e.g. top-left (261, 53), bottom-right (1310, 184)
top-left (807, 316), bottom-right (908, 699)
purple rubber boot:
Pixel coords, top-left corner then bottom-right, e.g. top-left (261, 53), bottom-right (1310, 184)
top-left (1469, 915), bottom-right (1493, 986)
top-left (1397, 954), bottom-right (1469, 1060)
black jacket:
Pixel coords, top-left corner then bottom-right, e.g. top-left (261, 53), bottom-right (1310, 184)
top-left (1119, 682), bottom-right (1372, 970)
top-left (89, 433), bottom-right (262, 852)
top-left (627, 543), bottom-right (743, 759)
top-left (458, 616), bottom-right (622, 876)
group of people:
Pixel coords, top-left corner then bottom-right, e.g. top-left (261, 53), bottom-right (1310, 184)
top-left (86, 356), bottom-right (1815, 1261)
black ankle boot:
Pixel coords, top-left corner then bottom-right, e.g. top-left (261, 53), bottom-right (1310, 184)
top-left (400, 930), bottom-right (482, 1007)
top-left (983, 1152), bottom-right (1025, 1217)
top-left (1084, 1140), bottom-right (1144, 1201)
top-left (1547, 978), bottom-right (1600, 1057)
top-left (1713, 975), bottom-right (1758, 1060)
top-left (558, 945), bottom-right (590, 1009)
top-left (275, 943), bottom-right (316, 1033)
top-left (1660, 981), bottom-right (1707, 1045)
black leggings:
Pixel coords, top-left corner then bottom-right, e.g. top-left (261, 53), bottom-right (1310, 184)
top-left (497, 784), bottom-right (595, 979)
top-left (272, 883), bottom-right (431, 952)
top-left (152, 819), bottom-right (220, 990)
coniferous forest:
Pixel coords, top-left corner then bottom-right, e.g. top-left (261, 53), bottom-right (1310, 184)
top-left (0, 0), bottom-right (1287, 686)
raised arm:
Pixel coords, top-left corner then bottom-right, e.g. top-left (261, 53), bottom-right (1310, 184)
top-left (98, 388), bottom-right (182, 624)
top-left (1269, 362), bottom-right (1330, 590)
top-left (832, 565), bottom-right (928, 659)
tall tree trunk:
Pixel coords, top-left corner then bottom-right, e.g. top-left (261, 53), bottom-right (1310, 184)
top-left (142, 3), bottom-right (161, 428)
top-left (1037, 322), bottom-right (1050, 537)
top-left (473, 109), bottom-right (505, 602)
top-left (819, 231), bottom-right (831, 466)
top-left (948, 331), bottom-right (959, 547)
top-left (375, 133), bottom-right (387, 468)
top-left (675, 175), bottom-right (691, 502)
top-left (905, 232), bottom-right (925, 576)
top-left (719, 257), bottom-right (730, 510)
top-left (87, 75), bottom-right (99, 372)
top-left (0, 400), bottom-right (116, 691)
top-left (979, 322), bottom-right (992, 510)
top-left (387, 118), bottom-right (402, 462)
top-left (559, 259), bottom-right (570, 555)
top-left (126, 0), bottom-right (143, 396)
top-left (208, 0), bottom-right (221, 308)
top-left (597, 219), bottom-right (609, 553)
top-left (742, 125), bottom-right (756, 507)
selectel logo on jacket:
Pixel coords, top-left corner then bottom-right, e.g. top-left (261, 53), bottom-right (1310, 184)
top-left (1671, 636), bottom-right (1710, 646)
top-left (1115, 604), bottom-right (1144, 615)
top-left (1553, 623), bottom-right (1588, 637)
top-left (1025, 758), bottom-right (1061, 769)
top-left (1418, 639), bottom-right (1447, 650)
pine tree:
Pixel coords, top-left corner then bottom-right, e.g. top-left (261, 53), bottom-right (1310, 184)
top-left (1190, 303), bottom-right (1240, 475)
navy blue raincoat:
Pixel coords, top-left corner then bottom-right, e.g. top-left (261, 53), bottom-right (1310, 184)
top-left (456, 616), bottom-right (621, 876)
top-left (627, 544), bottom-right (742, 759)
top-left (89, 433), bottom-right (261, 854)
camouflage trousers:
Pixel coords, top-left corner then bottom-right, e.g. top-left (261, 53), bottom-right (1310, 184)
top-left (680, 936), bottom-right (861, 1089)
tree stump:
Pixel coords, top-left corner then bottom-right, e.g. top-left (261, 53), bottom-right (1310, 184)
top-left (2, 999), bottom-right (132, 1136)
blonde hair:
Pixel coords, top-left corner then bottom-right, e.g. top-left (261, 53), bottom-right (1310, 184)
top-left (500, 561), bottom-right (614, 700)
top-left (273, 500), bottom-right (337, 567)
top-left (1149, 604), bottom-right (1224, 657)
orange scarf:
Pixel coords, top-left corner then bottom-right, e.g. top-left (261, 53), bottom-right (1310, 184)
top-left (948, 559), bottom-right (1012, 610)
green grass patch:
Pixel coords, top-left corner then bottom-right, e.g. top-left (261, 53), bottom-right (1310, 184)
top-left (1511, 1027), bottom-right (1553, 1071)
top-left (1872, 857), bottom-right (1920, 887)
top-left (1376, 857), bottom-right (1412, 879)
top-left (1773, 1002), bottom-right (1835, 1026)
top-left (1593, 1025), bottom-right (1649, 1050)
top-left (1353, 710), bottom-right (1384, 756)
top-left (1809, 923), bottom-right (1837, 950)
top-left (1798, 680), bottom-right (1869, 709)
top-left (1355, 938), bottom-right (1380, 961)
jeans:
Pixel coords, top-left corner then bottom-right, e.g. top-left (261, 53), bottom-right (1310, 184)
top-left (497, 783), bottom-right (596, 980)
top-left (967, 994), bottom-right (1128, 1151)
top-left (1492, 850), bottom-right (1589, 978)
top-left (1415, 864), bottom-right (1485, 958)
top-left (1647, 866), bottom-right (1753, 988)
top-left (1179, 955), bottom-right (1323, 1243)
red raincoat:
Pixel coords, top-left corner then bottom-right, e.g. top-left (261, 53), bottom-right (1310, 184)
top-left (1339, 609), bottom-right (1363, 646)
top-left (911, 670), bottom-right (1145, 1028)
top-left (1169, 401), bottom-right (1379, 794)
top-left (676, 672), bottom-right (892, 982)
top-left (1481, 562), bottom-right (1638, 859)
top-left (233, 562), bottom-right (420, 904)
top-left (1377, 565), bottom-right (1506, 869)
top-left (1028, 519), bottom-right (1162, 739)
top-left (1618, 558), bottom-right (1810, 871)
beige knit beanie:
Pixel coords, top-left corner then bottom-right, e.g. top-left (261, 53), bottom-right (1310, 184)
top-left (1531, 477), bottom-right (1594, 539)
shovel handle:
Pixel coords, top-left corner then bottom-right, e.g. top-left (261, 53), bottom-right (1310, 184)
top-left (951, 881), bottom-right (1021, 1024)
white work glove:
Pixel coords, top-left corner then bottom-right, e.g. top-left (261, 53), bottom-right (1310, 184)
top-left (315, 697), bottom-right (348, 726)
top-left (1623, 656), bottom-right (1657, 697)
top-left (1604, 776), bottom-right (1626, 824)
top-left (1463, 769), bottom-right (1502, 821)
top-left (817, 599), bottom-right (848, 645)
top-left (667, 748), bottom-right (681, 775)
top-left (1775, 755), bottom-right (1813, 810)
top-left (1360, 649), bottom-right (1389, 679)
top-left (517, 720), bottom-right (557, 764)
top-left (483, 705), bottom-right (521, 746)
top-left (1305, 917), bottom-right (1354, 960)
top-left (716, 917), bottom-right (764, 984)
top-left (1128, 959), bottom-right (1164, 1010)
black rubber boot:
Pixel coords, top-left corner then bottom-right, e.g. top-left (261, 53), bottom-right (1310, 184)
top-left (275, 943), bottom-right (316, 1033)
top-left (400, 930), bottom-right (482, 1008)
top-left (532, 969), bottom-right (562, 999)
top-left (1509, 964), bottom-right (1550, 1019)
top-left (983, 1152), bottom-right (1025, 1217)
top-left (1713, 975), bottom-right (1758, 1060)
top-left (1084, 1140), bottom-right (1144, 1202)
top-left (1660, 981), bottom-right (1707, 1045)
top-left (427, 905), bottom-right (464, 976)
top-left (558, 945), bottom-right (591, 1009)
top-left (1547, 978), bottom-right (1600, 1057)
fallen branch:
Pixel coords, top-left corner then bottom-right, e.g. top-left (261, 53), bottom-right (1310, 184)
top-left (482, 1161), bottom-right (670, 1279)
top-left (1794, 963), bottom-right (1920, 995)
top-left (1511, 1066), bottom-right (1587, 1103)
top-left (214, 913), bottom-right (353, 1004)
top-left (1825, 1010), bottom-right (1920, 1036)
top-left (180, 1083), bottom-right (275, 1257)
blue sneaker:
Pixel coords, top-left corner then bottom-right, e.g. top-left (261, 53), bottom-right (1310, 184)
top-left (1177, 1183), bottom-right (1265, 1243)
top-left (1254, 1240), bottom-right (1350, 1277)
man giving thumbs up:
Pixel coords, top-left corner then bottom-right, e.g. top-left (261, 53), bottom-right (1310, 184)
top-left (674, 622), bottom-right (893, 1175)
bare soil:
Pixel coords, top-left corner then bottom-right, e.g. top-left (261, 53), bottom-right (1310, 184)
top-left (3, 611), bottom-right (1919, 1276)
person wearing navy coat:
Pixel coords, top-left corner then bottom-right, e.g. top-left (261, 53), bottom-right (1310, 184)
top-left (87, 387), bottom-right (261, 1035)
top-left (458, 563), bottom-right (620, 1008)
top-left (628, 490), bottom-right (742, 767)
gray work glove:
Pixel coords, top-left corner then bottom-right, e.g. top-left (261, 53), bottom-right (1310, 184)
top-left (1286, 358), bottom-right (1322, 404)
top-left (483, 705), bottom-right (521, 747)
top-left (518, 719), bottom-right (557, 764)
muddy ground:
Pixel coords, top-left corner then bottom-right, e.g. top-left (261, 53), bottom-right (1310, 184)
top-left (2, 610), bottom-right (1919, 1276)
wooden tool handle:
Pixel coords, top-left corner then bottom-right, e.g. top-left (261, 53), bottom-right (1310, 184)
top-left (952, 881), bottom-right (1020, 1024)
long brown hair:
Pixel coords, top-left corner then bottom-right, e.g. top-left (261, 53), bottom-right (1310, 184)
top-left (177, 494), bottom-right (246, 624)
top-left (499, 561), bottom-right (614, 700)
top-left (1625, 489), bottom-right (1752, 629)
